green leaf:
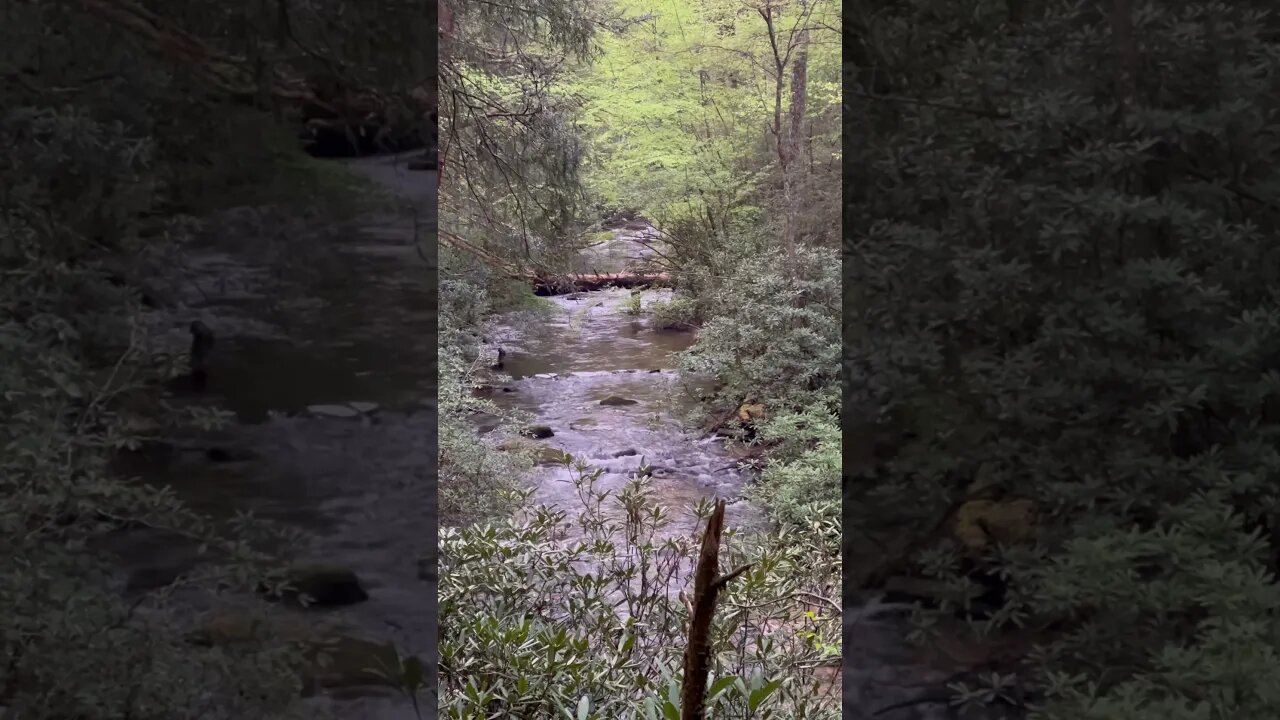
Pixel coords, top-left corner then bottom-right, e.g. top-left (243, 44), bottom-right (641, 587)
top-left (747, 678), bottom-right (783, 712)
top-left (707, 674), bottom-right (739, 701)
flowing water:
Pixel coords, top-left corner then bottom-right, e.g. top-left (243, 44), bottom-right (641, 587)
top-left (488, 287), bottom-right (763, 541)
top-left (104, 154), bottom-right (438, 720)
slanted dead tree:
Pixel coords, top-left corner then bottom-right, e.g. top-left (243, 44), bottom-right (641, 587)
top-left (681, 499), bottom-right (752, 720)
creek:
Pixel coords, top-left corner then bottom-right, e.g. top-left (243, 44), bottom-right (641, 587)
top-left (486, 279), bottom-right (764, 543)
top-left (103, 154), bottom-right (438, 720)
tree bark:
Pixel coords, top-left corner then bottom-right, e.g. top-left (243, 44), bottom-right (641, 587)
top-left (782, 26), bottom-right (809, 264)
top-left (680, 500), bottom-right (751, 720)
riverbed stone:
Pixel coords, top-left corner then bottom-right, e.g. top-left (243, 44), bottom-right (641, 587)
top-left (303, 635), bottom-right (414, 691)
top-left (536, 446), bottom-right (570, 465)
top-left (190, 611), bottom-right (418, 694)
top-left (600, 395), bottom-right (638, 406)
top-left (521, 425), bottom-right (555, 439)
top-left (306, 404), bottom-right (361, 418)
top-left (613, 448), bottom-right (639, 457)
top-left (260, 566), bottom-right (369, 608)
top-left (189, 609), bottom-right (313, 647)
top-left (569, 417), bottom-right (597, 430)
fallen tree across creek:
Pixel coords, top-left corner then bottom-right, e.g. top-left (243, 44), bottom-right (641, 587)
top-left (532, 271), bottom-right (672, 296)
top-left (439, 230), bottom-right (671, 295)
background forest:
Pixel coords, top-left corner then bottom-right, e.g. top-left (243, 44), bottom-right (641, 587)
top-left (850, 1), bottom-right (1280, 718)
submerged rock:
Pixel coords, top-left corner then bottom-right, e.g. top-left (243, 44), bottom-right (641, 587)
top-left (522, 425), bottom-right (555, 439)
top-left (307, 402), bottom-right (379, 417)
top-left (307, 404), bottom-right (361, 418)
top-left (600, 396), bottom-right (638, 406)
top-left (537, 446), bottom-right (570, 465)
top-left (260, 566), bottom-right (369, 608)
top-left (613, 448), bottom-right (639, 457)
top-left (304, 635), bottom-right (422, 693)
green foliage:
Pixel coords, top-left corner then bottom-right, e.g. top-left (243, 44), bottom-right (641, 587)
top-left (621, 289), bottom-right (644, 315)
top-left (441, 0), bottom-right (597, 269)
top-left (751, 409), bottom-right (841, 530)
top-left (679, 245), bottom-right (840, 415)
top-left (438, 254), bottom-right (537, 523)
top-left (439, 461), bottom-right (840, 719)
top-left (850, 1), bottom-right (1280, 716)
top-left (568, 0), bottom-right (840, 269)
top-left (649, 295), bottom-right (698, 329)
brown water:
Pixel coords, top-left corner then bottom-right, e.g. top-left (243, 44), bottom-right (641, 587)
top-left (105, 153), bottom-right (438, 719)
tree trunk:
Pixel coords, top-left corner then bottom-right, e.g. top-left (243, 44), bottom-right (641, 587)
top-left (782, 26), bottom-right (810, 264)
top-left (680, 500), bottom-right (751, 720)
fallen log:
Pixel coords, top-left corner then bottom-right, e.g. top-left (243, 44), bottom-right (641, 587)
top-left (439, 229), bottom-right (672, 294)
top-left (533, 272), bottom-right (671, 296)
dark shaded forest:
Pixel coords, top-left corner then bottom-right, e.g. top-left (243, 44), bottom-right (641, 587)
top-left (2, 1), bottom-right (435, 718)
top-left (849, 1), bottom-right (1280, 718)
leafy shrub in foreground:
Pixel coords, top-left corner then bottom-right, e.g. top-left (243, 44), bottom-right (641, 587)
top-left (750, 409), bottom-right (841, 530)
top-left (679, 245), bottom-right (840, 417)
top-left (438, 461), bottom-right (841, 719)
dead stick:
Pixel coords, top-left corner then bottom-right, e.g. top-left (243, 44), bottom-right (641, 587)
top-left (681, 499), bottom-right (752, 720)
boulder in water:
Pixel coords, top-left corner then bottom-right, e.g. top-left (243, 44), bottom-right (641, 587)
top-left (537, 446), bottom-right (570, 465)
top-left (260, 566), bottom-right (369, 608)
top-left (304, 635), bottom-right (423, 693)
top-left (613, 448), bottom-right (639, 458)
top-left (521, 425), bottom-right (555, 439)
top-left (307, 404), bottom-right (361, 418)
top-left (188, 609), bottom-right (313, 647)
top-left (600, 396), bottom-right (638, 406)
